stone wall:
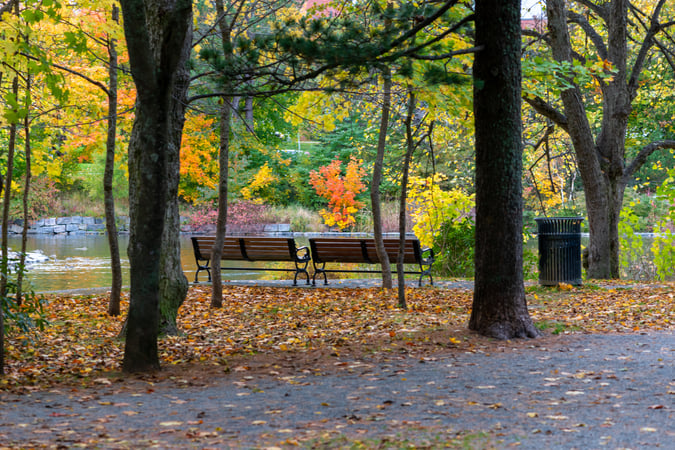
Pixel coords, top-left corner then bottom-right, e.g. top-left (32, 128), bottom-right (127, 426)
top-left (3, 216), bottom-right (129, 235)
top-left (2, 217), bottom-right (290, 236)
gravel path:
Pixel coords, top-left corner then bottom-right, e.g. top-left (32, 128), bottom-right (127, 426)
top-left (1, 332), bottom-right (673, 449)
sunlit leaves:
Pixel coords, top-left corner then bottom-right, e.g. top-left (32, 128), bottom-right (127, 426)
top-left (309, 155), bottom-right (367, 229)
top-left (1, 281), bottom-right (673, 391)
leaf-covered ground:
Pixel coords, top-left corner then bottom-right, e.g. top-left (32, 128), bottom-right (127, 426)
top-left (3, 281), bottom-right (674, 392)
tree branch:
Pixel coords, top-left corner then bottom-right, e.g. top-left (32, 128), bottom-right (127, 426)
top-left (623, 140), bottom-right (675, 182)
top-left (409, 45), bottom-right (481, 61)
top-left (627, 0), bottom-right (671, 98)
top-left (21, 53), bottom-right (109, 96)
top-left (567, 11), bottom-right (608, 60)
top-left (523, 95), bottom-right (569, 132)
top-left (575, 0), bottom-right (608, 20)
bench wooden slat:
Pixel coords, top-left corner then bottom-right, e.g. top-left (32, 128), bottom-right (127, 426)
top-left (191, 236), bottom-right (310, 285)
top-left (309, 237), bottom-right (434, 286)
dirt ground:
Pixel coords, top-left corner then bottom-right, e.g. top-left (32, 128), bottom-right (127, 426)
top-left (1, 327), bottom-right (673, 449)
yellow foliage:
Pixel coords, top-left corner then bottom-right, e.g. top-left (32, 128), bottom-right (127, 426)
top-left (408, 175), bottom-right (475, 247)
top-left (241, 163), bottom-right (278, 202)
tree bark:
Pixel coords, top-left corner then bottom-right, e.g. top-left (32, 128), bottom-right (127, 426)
top-left (210, 0), bottom-right (235, 309)
top-left (372, 67), bottom-right (393, 290)
top-left (17, 73), bottom-right (31, 306)
top-left (120, 0), bottom-right (193, 373)
top-left (0, 77), bottom-right (18, 375)
top-left (105, 5), bottom-right (122, 316)
top-left (469, 0), bottom-right (538, 339)
top-left (536, 0), bottom-right (673, 279)
top-left (158, 5), bottom-right (192, 333)
top-left (397, 86), bottom-right (417, 309)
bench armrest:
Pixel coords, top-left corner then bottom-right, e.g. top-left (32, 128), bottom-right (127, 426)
top-left (295, 245), bottom-right (311, 262)
top-left (421, 247), bottom-right (435, 264)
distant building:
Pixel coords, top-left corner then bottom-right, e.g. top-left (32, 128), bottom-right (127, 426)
top-left (521, 17), bottom-right (547, 33)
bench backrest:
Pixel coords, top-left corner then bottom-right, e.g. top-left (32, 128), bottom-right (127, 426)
top-left (241, 237), bottom-right (296, 261)
top-left (309, 238), bottom-right (421, 264)
top-left (191, 236), bottom-right (297, 262)
top-left (364, 239), bottom-right (420, 264)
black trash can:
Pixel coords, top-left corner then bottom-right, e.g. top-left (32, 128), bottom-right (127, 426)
top-left (535, 217), bottom-right (584, 286)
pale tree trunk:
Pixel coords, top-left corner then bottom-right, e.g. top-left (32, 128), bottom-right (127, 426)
top-left (469, 0), bottom-right (538, 339)
top-left (105, 5), bottom-right (122, 316)
top-left (371, 67), bottom-right (393, 290)
top-left (120, 0), bottom-right (193, 373)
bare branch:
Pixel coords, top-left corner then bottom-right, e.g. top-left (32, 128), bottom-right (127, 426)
top-left (623, 140), bottom-right (675, 182)
top-left (523, 95), bottom-right (569, 132)
top-left (627, 0), bottom-right (671, 98)
top-left (575, 0), bottom-right (609, 20)
top-left (568, 11), bottom-right (608, 60)
top-left (21, 53), bottom-right (109, 96)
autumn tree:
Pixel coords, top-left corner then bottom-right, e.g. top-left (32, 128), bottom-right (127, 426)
top-left (119, 0), bottom-right (192, 372)
top-left (469, 0), bottom-right (538, 339)
top-left (525, 0), bottom-right (675, 279)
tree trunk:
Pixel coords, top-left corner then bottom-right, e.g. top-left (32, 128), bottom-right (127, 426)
top-left (469, 0), bottom-right (538, 340)
top-left (0, 77), bottom-right (17, 375)
top-left (158, 6), bottom-right (192, 332)
top-left (371, 67), bottom-right (393, 290)
top-left (105, 5), bottom-right (122, 316)
top-left (210, 97), bottom-right (232, 308)
top-left (542, 0), bottom-right (656, 279)
top-left (120, 0), bottom-right (193, 373)
top-left (397, 86), bottom-right (416, 309)
top-left (17, 73), bottom-right (31, 306)
top-left (210, 0), bottom-right (234, 309)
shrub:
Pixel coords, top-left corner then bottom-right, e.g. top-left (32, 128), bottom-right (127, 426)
top-left (309, 156), bottom-right (367, 230)
top-left (433, 219), bottom-right (475, 278)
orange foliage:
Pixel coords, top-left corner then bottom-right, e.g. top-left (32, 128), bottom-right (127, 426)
top-left (179, 113), bottom-right (220, 202)
top-left (309, 156), bottom-right (367, 229)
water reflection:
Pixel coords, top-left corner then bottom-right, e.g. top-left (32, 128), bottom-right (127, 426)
top-left (6, 234), bottom-right (309, 293)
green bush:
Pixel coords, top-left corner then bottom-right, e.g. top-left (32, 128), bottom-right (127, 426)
top-left (432, 219), bottom-right (475, 278)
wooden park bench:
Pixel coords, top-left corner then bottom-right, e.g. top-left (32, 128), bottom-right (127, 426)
top-left (308, 237), bottom-right (435, 286)
top-left (191, 236), bottom-right (311, 285)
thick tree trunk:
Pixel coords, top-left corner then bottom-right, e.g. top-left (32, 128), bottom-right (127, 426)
top-left (158, 10), bottom-right (192, 332)
top-left (120, 0), bottom-right (193, 373)
top-left (544, 0), bottom-right (641, 279)
top-left (469, 0), bottom-right (538, 340)
top-left (372, 68), bottom-right (393, 290)
top-left (105, 6), bottom-right (122, 316)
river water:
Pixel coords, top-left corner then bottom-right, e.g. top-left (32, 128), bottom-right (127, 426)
top-left (6, 235), bottom-right (273, 293)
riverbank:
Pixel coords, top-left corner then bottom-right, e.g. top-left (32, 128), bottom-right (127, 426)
top-left (1, 216), bottom-right (298, 236)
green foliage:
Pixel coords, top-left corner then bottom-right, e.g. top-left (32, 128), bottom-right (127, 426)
top-left (79, 155), bottom-right (129, 202)
top-left (2, 264), bottom-right (48, 335)
top-left (19, 175), bottom-right (62, 220)
top-left (618, 202), bottom-right (656, 281)
top-left (651, 167), bottom-right (675, 281)
top-left (433, 219), bottom-right (474, 278)
top-left (408, 175), bottom-right (474, 248)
